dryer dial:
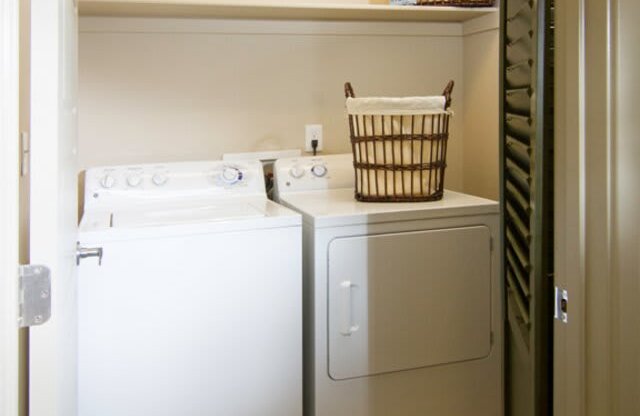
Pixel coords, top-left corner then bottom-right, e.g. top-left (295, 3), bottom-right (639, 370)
top-left (289, 165), bottom-right (305, 179)
top-left (311, 164), bottom-right (328, 178)
top-left (221, 167), bottom-right (243, 185)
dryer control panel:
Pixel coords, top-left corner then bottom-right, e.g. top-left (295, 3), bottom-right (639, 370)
top-left (273, 154), bottom-right (354, 199)
top-left (84, 160), bottom-right (266, 211)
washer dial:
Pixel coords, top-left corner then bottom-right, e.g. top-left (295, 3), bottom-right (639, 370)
top-left (152, 172), bottom-right (168, 186)
top-left (99, 174), bottom-right (116, 189)
top-left (126, 173), bottom-right (143, 187)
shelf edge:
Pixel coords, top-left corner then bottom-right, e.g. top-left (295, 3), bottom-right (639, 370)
top-left (78, 1), bottom-right (499, 23)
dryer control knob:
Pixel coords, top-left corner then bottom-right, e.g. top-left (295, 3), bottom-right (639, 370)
top-left (289, 165), bottom-right (305, 179)
top-left (99, 174), bottom-right (116, 189)
top-left (152, 173), bottom-right (168, 186)
top-left (221, 167), bottom-right (242, 184)
top-left (126, 173), bottom-right (143, 187)
top-left (311, 164), bottom-right (327, 178)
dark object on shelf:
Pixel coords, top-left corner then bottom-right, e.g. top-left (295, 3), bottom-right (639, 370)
top-left (416, 0), bottom-right (495, 7)
top-left (344, 80), bottom-right (454, 203)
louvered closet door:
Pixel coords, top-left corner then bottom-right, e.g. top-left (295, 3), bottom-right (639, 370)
top-left (501, 0), bottom-right (555, 415)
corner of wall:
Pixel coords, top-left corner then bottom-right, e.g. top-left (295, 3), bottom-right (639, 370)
top-left (461, 12), bottom-right (500, 200)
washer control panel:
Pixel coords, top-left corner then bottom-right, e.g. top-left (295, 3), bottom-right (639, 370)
top-left (273, 154), bottom-right (354, 198)
top-left (84, 160), bottom-right (265, 211)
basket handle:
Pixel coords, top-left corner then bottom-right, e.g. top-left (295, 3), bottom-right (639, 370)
top-left (344, 82), bottom-right (355, 98)
top-left (442, 80), bottom-right (454, 109)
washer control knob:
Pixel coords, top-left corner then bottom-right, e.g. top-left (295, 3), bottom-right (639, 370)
top-left (152, 172), bottom-right (168, 186)
top-left (126, 173), bottom-right (143, 187)
top-left (289, 165), bottom-right (305, 179)
top-left (311, 164), bottom-right (328, 178)
top-left (99, 174), bottom-right (116, 189)
top-left (221, 167), bottom-right (243, 184)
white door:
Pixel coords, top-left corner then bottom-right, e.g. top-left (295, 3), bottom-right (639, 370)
top-left (0, 0), bottom-right (22, 415)
top-left (328, 226), bottom-right (492, 380)
top-left (29, 0), bottom-right (78, 415)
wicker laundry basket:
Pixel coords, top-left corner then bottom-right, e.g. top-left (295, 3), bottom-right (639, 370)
top-left (416, 0), bottom-right (495, 6)
top-left (344, 81), bottom-right (454, 202)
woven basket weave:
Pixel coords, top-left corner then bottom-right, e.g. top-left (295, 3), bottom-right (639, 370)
top-left (416, 0), bottom-right (494, 6)
top-left (344, 81), bottom-right (454, 202)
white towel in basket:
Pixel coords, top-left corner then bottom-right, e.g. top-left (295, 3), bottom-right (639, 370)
top-left (346, 96), bottom-right (451, 198)
top-left (346, 96), bottom-right (447, 116)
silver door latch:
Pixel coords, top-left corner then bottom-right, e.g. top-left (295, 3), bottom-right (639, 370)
top-left (554, 286), bottom-right (568, 323)
top-left (76, 242), bottom-right (103, 265)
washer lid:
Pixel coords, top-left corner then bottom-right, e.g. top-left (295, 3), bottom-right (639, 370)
top-left (280, 188), bottom-right (499, 228)
top-left (79, 198), bottom-right (301, 242)
top-left (111, 203), bottom-right (265, 228)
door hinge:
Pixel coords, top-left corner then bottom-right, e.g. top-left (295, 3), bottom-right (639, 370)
top-left (18, 265), bottom-right (52, 328)
top-left (19, 131), bottom-right (30, 177)
top-left (554, 286), bottom-right (568, 323)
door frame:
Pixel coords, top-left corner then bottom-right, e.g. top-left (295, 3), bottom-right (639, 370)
top-left (554, 0), bottom-right (587, 414)
top-left (0, 0), bottom-right (22, 415)
top-left (554, 0), bottom-right (632, 414)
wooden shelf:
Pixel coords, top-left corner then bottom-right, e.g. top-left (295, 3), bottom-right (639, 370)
top-left (78, 0), bottom-right (498, 23)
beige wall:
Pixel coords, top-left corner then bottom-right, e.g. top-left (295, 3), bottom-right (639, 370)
top-left (78, 14), bottom-right (501, 198)
top-left (78, 17), bottom-right (466, 192)
top-left (462, 13), bottom-right (499, 200)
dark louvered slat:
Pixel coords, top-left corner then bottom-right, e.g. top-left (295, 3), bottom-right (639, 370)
top-left (506, 112), bottom-right (532, 138)
top-left (506, 202), bottom-right (531, 243)
top-left (506, 87), bottom-right (533, 116)
top-left (506, 158), bottom-right (531, 189)
top-left (506, 180), bottom-right (531, 215)
top-left (506, 0), bottom-right (533, 22)
top-left (505, 59), bottom-right (533, 89)
top-left (506, 170), bottom-right (531, 202)
top-left (506, 270), bottom-right (531, 326)
top-left (506, 227), bottom-right (531, 272)
top-left (506, 133), bottom-right (531, 152)
top-left (506, 248), bottom-right (531, 298)
top-left (506, 30), bottom-right (533, 65)
top-left (506, 0), bottom-right (533, 43)
top-left (506, 141), bottom-right (531, 173)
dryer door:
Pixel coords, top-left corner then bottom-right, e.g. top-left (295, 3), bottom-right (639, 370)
top-left (328, 226), bottom-right (492, 380)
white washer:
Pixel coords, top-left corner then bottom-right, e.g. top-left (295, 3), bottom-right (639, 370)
top-left (78, 160), bottom-right (302, 416)
top-left (274, 154), bottom-right (503, 416)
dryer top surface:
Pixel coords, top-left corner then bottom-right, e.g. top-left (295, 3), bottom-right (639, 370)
top-left (280, 188), bottom-right (498, 228)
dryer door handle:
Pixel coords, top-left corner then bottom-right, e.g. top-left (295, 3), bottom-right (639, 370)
top-left (339, 281), bottom-right (359, 336)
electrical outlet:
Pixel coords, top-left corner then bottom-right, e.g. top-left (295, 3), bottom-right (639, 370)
top-left (305, 124), bottom-right (323, 153)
